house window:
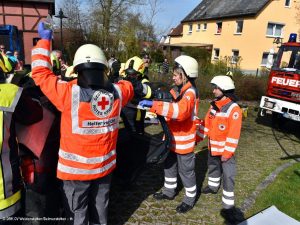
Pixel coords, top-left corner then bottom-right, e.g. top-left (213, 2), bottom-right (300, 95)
top-left (261, 52), bottom-right (278, 66)
top-left (216, 22), bottom-right (222, 34)
top-left (266, 23), bottom-right (284, 37)
top-left (203, 23), bottom-right (207, 30)
top-left (285, 0), bottom-right (291, 7)
top-left (214, 48), bottom-right (220, 59)
top-left (188, 24), bottom-right (193, 33)
top-left (197, 23), bottom-right (201, 31)
top-left (236, 20), bottom-right (243, 34)
top-left (261, 52), bottom-right (269, 65)
top-left (232, 50), bottom-right (239, 64)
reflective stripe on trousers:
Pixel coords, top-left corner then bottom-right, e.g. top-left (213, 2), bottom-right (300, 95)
top-left (163, 151), bottom-right (197, 206)
top-left (207, 151), bottom-right (236, 208)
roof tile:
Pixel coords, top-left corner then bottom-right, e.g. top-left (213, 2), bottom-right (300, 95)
top-left (182, 0), bottom-right (270, 22)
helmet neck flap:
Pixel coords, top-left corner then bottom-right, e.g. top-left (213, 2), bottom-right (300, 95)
top-left (76, 63), bottom-right (110, 90)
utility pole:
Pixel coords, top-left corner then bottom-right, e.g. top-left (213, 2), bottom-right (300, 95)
top-left (55, 8), bottom-right (68, 52)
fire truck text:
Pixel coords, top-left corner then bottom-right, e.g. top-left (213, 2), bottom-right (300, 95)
top-left (271, 77), bottom-right (300, 88)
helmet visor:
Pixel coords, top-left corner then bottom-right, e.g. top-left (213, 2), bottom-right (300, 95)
top-left (76, 63), bottom-right (109, 89)
top-left (125, 68), bottom-right (140, 79)
top-left (78, 69), bottom-right (108, 89)
top-left (125, 59), bottom-right (142, 80)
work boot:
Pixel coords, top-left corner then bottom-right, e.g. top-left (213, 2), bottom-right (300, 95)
top-left (176, 202), bottom-right (194, 213)
top-left (220, 207), bottom-right (240, 224)
top-left (153, 192), bottom-right (174, 200)
top-left (201, 186), bottom-right (218, 194)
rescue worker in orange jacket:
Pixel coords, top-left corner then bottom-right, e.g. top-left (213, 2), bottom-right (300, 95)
top-left (198, 75), bottom-right (242, 222)
top-left (139, 55), bottom-right (199, 213)
top-left (31, 22), bottom-right (137, 225)
top-left (0, 55), bottom-right (43, 224)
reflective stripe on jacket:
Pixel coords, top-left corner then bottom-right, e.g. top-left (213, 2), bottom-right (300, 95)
top-left (0, 54), bottom-right (12, 73)
top-left (136, 78), bottom-right (152, 121)
top-left (195, 118), bottom-right (207, 143)
top-left (150, 82), bottom-right (199, 154)
top-left (204, 98), bottom-right (242, 158)
top-left (31, 40), bottom-right (134, 181)
top-left (0, 83), bottom-right (23, 217)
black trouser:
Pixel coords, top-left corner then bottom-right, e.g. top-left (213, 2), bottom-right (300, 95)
top-left (26, 174), bottom-right (62, 225)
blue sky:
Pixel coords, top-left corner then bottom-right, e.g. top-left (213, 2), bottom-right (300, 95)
top-left (56, 0), bottom-right (200, 34)
top-left (153, 0), bottom-right (200, 31)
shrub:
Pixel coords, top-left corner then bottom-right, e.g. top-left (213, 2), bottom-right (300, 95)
top-left (182, 47), bottom-right (212, 74)
top-left (148, 56), bottom-right (269, 101)
top-left (150, 49), bottom-right (164, 63)
top-left (235, 75), bottom-right (268, 100)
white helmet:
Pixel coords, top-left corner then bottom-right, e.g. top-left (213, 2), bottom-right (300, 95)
top-left (210, 75), bottom-right (235, 91)
top-left (174, 55), bottom-right (198, 78)
top-left (73, 44), bottom-right (108, 71)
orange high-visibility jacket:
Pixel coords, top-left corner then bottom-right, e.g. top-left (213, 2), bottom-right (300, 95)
top-left (149, 82), bottom-right (199, 154)
top-left (31, 40), bottom-right (134, 181)
top-left (203, 98), bottom-right (242, 158)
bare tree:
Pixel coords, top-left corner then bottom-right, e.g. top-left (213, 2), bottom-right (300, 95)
top-left (60, 0), bottom-right (81, 29)
top-left (54, 0), bottom-right (162, 59)
top-left (89, 0), bottom-right (142, 50)
top-left (143, 0), bottom-right (162, 41)
top-left (54, 0), bottom-right (87, 62)
top-left (119, 12), bottom-right (146, 59)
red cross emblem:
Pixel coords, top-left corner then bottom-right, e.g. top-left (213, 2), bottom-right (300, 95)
top-left (91, 90), bottom-right (114, 118)
top-left (97, 96), bottom-right (109, 110)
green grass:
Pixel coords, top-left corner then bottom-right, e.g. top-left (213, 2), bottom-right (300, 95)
top-left (110, 101), bottom-right (300, 224)
top-left (246, 162), bottom-right (300, 221)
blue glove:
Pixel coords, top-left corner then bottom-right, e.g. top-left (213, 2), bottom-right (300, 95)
top-left (38, 22), bottom-right (52, 40)
top-left (139, 100), bottom-right (153, 108)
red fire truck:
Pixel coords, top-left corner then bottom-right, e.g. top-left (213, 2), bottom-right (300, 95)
top-left (259, 33), bottom-right (300, 122)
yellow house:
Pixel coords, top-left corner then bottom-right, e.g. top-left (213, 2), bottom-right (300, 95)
top-left (169, 0), bottom-right (300, 74)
